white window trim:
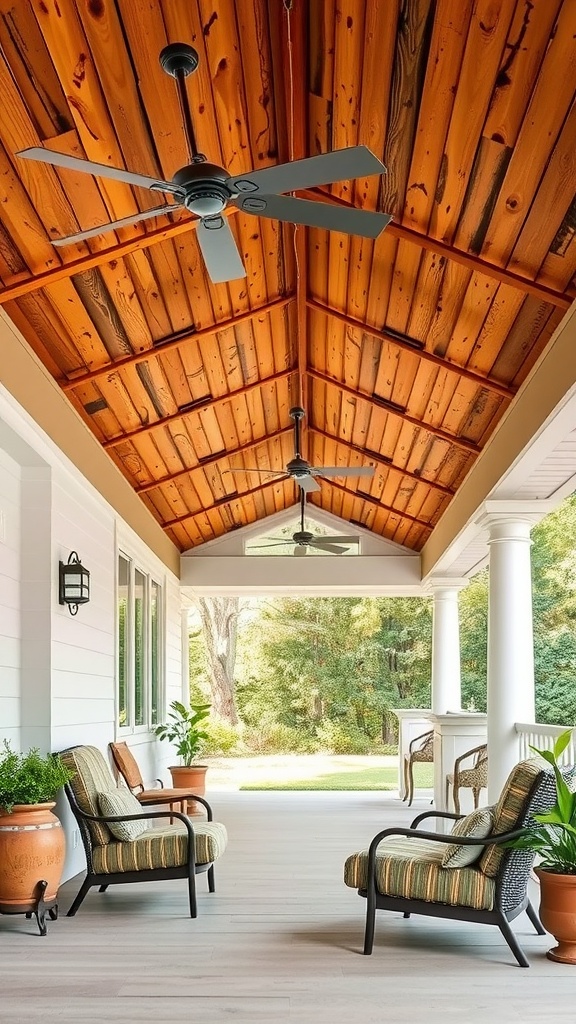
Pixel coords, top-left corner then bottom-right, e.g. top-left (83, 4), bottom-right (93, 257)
top-left (116, 548), bottom-right (165, 737)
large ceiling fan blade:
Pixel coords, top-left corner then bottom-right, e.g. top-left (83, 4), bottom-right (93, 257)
top-left (312, 536), bottom-right (359, 546)
top-left (226, 146), bottom-right (386, 196)
top-left (313, 466), bottom-right (376, 478)
top-left (223, 467), bottom-right (287, 477)
top-left (298, 475), bottom-right (321, 493)
top-left (196, 216), bottom-right (246, 283)
top-left (51, 204), bottom-right (183, 247)
top-left (17, 147), bottom-right (182, 195)
top-left (309, 540), bottom-right (348, 554)
top-left (235, 193), bottom-right (391, 239)
top-left (253, 540), bottom-right (295, 549)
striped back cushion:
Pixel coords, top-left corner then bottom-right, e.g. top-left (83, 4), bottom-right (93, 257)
top-left (479, 759), bottom-right (543, 877)
top-left (60, 746), bottom-right (117, 846)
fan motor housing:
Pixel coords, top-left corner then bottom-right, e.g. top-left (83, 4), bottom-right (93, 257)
top-left (172, 163), bottom-right (231, 217)
top-left (286, 456), bottom-right (311, 479)
top-left (292, 531), bottom-right (314, 546)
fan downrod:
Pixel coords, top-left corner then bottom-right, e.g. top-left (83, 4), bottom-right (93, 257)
top-left (159, 43), bottom-right (200, 77)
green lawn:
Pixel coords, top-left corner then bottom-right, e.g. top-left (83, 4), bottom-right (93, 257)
top-left (239, 764), bottom-right (434, 792)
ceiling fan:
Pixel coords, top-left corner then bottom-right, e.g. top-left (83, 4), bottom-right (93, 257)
top-left (253, 491), bottom-right (359, 556)
top-left (225, 405), bottom-right (375, 494)
top-left (16, 42), bottom-right (392, 284)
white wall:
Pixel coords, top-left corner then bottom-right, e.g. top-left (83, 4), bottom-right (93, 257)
top-left (0, 447), bottom-right (21, 747)
top-left (0, 386), bottom-right (183, 882)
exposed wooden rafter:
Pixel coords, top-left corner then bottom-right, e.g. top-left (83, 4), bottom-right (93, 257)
top-left (61, 295), bottom-right (294, 391)
top-left (300, 189), bottom-right (574, 311)
top-left (321, 478), bottom-right (433, 532)
top-left (307, 299), bottom-right (515, 400)
top-left (307, 367), bottom-right (481, 455)
top-left (135, 426), bottom-right (293, 494)
top-left (162, 476), bottom-right (293, 531)
top-left (309, 426), bottom-right (455, 496)
top-left (103, 368), bottom-right (295, 450)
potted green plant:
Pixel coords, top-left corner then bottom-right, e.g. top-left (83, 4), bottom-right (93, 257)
top-left (154, 700), bottom-right (211, 794)
top-left (0, 741), bottom-right (74, 925)
top-left (508, 729), bottom-right (576, 963)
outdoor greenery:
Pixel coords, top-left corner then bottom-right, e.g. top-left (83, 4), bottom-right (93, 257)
top-left (0, 741), bottom-right (74, 813)
top-left (507, 730), bottom-right (576, 874)
top-left (154, 700), bottom-right (211, 765)
top-left (189, 494), bottom-right (576, 756)
top-left (240, 764), bottom-right (434, 792)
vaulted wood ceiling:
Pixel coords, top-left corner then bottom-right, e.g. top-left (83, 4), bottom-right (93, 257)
top-left (0, 0), bottom-right (574, 551)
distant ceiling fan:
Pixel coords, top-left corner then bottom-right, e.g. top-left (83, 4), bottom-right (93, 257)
top-left (254, 491), bottom-right (359, 555)
top-left (225, 405), bottom-right (375, 494)
top-left (17, 42), bottom-right (392, 284)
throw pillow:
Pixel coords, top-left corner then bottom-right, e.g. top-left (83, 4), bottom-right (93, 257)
top-left (441, 805), bottom-right (494, 869)
top-left (97, 788), bottom-right (149, 842)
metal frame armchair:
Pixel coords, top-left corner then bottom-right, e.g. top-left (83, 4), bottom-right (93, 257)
top-left (345, 759), bottom-right (571, 967)
top-left (445, 742), bottom-right (488, 814)
top-left (60, 745), bottom-right (227, 919)
top-left (402, 729), bottom-right (434, 806)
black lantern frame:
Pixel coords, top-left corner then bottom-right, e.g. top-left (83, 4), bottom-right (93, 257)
top-left (59, 551), bottom-right (90, 615)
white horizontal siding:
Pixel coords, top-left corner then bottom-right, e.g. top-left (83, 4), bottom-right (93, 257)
top-left (0, 447), bottom-right (20, 746)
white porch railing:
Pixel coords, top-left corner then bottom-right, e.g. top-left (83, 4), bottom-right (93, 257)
top-left (515, 722), bottom-right (576, 765)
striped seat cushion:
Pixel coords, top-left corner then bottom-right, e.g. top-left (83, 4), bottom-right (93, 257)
top-left (479, 759), bottom-right (543, 877)
top-left (92, 820), bottom-right (228, 874)
top-left (344, 836), bottom-right (495, 911)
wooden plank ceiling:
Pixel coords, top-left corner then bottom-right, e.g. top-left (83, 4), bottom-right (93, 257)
top-left (0, 0), bottom-right (574, 552)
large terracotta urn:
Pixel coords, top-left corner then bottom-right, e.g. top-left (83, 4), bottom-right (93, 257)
top-left (0, 802), bottom-right (66, 912)
top-left (536, 867), bottom-right (576, 964)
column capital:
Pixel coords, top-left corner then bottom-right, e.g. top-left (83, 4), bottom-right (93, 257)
top-left (476, 499), bottom-right (556, 533)
top-left (423, 576), bottom-right (469, 595)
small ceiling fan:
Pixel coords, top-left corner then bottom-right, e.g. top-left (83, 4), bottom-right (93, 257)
top-left (225, 405), bottom-right (375, 493)
top-left (253, 491), bottom-right (359, 555)
top-left (17, 42), bottom-right (392, 284)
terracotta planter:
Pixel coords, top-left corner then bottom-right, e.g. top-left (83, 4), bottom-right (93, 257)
top-left (0, 802), bottom-right (66, 912)
top-left (169, 764), bottom-right (208, 796)
top-left (536, 867), bottom-right (576, 964)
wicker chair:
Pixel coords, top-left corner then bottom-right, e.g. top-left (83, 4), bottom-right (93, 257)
top-left (402, 729), bottom-right (434, 806)
top-left (445, 743), bottom-right (488, 814)
top-left (60, 745), bottom-right (227, 919)
top-left (109, 740), bottom-right (201, 820)
top-left (344, 758), bottom-right (574, 967)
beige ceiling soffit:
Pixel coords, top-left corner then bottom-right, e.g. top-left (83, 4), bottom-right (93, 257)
top-left (0, 206), bottom-right (239, 305)
top-left (309, 425), bottom-right (455, 496)
top-left (421, 302), bottom-right (576, 578)
top-left (0, 307), bottom-right (180, 576)
top-left (104, 368), bottom-right (294, 450)
top-left (301, 190), bottom-right (573, 310)
top-left (62, 295), bottom-right (294, 391)
top-left (136, 425), bottom-right (293, 494)
top-left (308, 300), bottom-right (514, 399)
top-left (307, 367), bottom-right (481, 455)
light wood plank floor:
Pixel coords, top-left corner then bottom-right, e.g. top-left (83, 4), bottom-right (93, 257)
top-left (0, 792), bottom-right (574, 1023)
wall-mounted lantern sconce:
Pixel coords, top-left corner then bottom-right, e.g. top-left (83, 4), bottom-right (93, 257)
top-left (59, 551), bottom-right (90, 615)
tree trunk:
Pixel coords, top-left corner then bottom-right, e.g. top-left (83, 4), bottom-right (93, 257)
top-left (195, 597), bottom-right (239, 725)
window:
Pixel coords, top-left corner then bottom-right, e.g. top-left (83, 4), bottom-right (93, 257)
top-left (117, 553), bottom-right (163, 731)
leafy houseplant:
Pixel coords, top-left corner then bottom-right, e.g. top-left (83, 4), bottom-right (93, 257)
top-left (508, 729), bottom-right (576, 963)
top-left (0, 740), bottom-right (74, 813)
top-left (154, 701), bottom-right (211, 795)
top-left (154, 700), bottom-right (211, 766)
top-left (0, 741), bottom-right (75, 925)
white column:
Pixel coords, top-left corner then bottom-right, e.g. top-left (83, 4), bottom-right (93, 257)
top-left (484, 514), bottom-right (536, 801)
top-left (428, 581), bottom-right (466, 714)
